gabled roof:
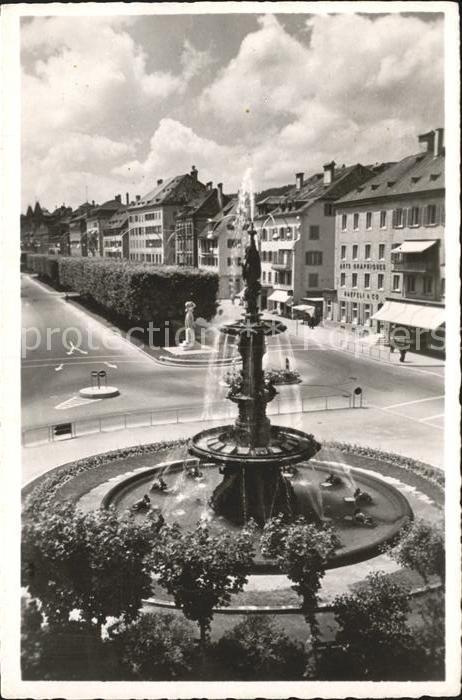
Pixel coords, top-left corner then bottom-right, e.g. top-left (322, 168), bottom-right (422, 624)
top-left (259, 165), bottom-right (369, 218)
top-left (90, 199), bottom-right (123, 216)
top-left (104, 206), bottom-right (129, 230)
top-left (197, 198), bottom-right (238, 239)
top-left (175, 189), bottom-right (216, 220)
top-left (336, 151), bottom-right (445, 204)
top-left (130, 173), bottom-right (205, 209)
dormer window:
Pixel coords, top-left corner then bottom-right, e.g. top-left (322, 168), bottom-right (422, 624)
top-left (430, 173), bottom-right (441, 181)
top-left (387, 181), bottom-right (396, 188)
top-left (371, 184), bottom-right (379, 190)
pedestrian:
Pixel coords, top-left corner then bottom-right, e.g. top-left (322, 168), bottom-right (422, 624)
top-left (285, 357), bottom-right (290, 371)
top-left (399, 348), bottom-right (407, 363)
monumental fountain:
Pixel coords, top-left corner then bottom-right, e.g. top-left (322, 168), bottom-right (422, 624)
top-left (101, 209), bottom-right (413, 570)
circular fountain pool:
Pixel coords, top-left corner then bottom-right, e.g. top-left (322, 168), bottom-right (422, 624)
top-left (101, 458), bottom-right (413, 572)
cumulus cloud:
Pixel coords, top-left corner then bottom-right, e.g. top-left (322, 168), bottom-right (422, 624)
top-left (200, 13), bottom-right (444, 151)
top-left (21, 12), bottom-right (444, 208)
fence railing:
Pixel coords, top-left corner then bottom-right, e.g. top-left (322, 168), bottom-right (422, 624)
top-left (22, 390), bottom-right (359, 447)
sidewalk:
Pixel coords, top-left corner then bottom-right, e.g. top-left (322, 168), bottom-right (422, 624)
top-left (22, 403), bottom-right (443, 488)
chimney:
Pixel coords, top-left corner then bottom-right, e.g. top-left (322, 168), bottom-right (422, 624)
top-left (323, 161), bottom-right (336, 185)
top-left (157, 178), bottom-right (163, 186)
top-left (191, 165), bottom-right (198, 181)
top-left (433, 128), bottom-right (444, 157)
top-left (418, 130), bottom-right (435, 154)
top-left (92, 200), bottom-right (95, 207)
top-left (296, 172), bottom-right (304, 190)
top-left (136, 195), bottom-right (141, 202)
top-left (125, 192), bottom-right (129, 205)
top-left (206, 181), bottom-right (213, 191)
top-left (115, 194), bottom-right (121, 204)
top-left (217, 182), bottom-right (223, 209)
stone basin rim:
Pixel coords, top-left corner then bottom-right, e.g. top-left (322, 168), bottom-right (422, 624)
top-left (100, 458), bottom-right (413, 573)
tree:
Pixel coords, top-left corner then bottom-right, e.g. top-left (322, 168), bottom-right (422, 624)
top-left (260, 516), bottom-right (339, 645)
top-left (109, 612), bottom-right (198, 680)
top-left (387, 518), bottom-right (445, 583)
top-left (214, 615), bottom-right (305, 680)
top-left (147, 521), bottom-right (255, 646)
top-left (22, 502), bottom-right (162, 632)
top-left (331, 571), bottom-right (414, 680)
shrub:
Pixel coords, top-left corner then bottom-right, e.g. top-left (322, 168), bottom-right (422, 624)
top-left (110, 612), bottom-right (198, 680)
top-left (387, 518), bottom-right (445, 583)
top-left (25, 253), bottom-right (60, 287)
top-left (328, 571), bottom-right (414, 680)
top-left (214, 616), bottom-right (305, 680)
top-left (22, 501), bottom-right (163, 629)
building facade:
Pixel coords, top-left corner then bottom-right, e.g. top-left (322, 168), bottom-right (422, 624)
top-left (175, 183), bottom-right (226, 267)
top-left (127, 167), bottom-right (207, 265)
top-left (197, 198), bottom-right (245, 299)
top-left (332, 128), bottom-right (445, 351)
top-left (253, 163), bottom-right (375, 317)
top-left (101, 206), bottom-right (129, 259)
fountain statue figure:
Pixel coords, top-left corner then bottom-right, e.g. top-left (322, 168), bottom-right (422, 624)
top-left (179, 301), bottom-right (196, 351)
top-left (189, 222), bottom-right (322, 526)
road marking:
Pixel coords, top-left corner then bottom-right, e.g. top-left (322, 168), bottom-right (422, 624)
top-left (54, 364), bottom-right (63, 372)
top-left (368, 403), bottom-right (444, 431)
top-left (422, 413), bottom-right (445, 421)
top-left (55, 395), bottom-right (103, 410)
top-left (104, 362), bottom-right (118, 369)
top-left (65, 341), bottom-right (88, 356)
top-left (385, 395), bottom-right (444, 410)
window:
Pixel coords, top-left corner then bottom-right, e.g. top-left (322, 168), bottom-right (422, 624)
top-left (341, 214), bottom-right (347, 231)
top-left (268, 251), bottom-right (273, 262)
top-left (267, 272), bottom-right (272, 283)
top-left (340, 272), bottom-right (346, 287)
top-left (340, 301), bottom-right (346, 322)
top-left (352, 302), bottom-right (358, 324)
top-left (425, 204), bottom-right (437, 225)
top-left (341, 245), bottom-right (346, 260)
top-left (423, 277), bottom-right (433, 294)
top-left (392, 274), bottom-right (401, 292)
top-left (353, 213), bottom-right (359, 230)
top-left (380, 210), bottom-right (387, 228)
top-left (379, 243), bottom-right (385, 260)
top-left (406, 275), bottom-right (416, 293)
top-left (308, 273), bottom-right (319, 287)
top-left (352, 273), bottom-right (358, 288)
top-left (364, 303), bottom-right (371, 326)
top-left (366, 212), bottom-right (372, 229)
top-left (365, 244), bottom-right (371, 260)
top-left (409, 207), bottom-right (420, 227)
top-left (305, 251), bottom-right (323, 265)
top-left (227, 257), bottom-right (232, 266)
top-left (364, 273), bottom-right (371, 289)
top-left (262, 251), bottom-right (267, 262)
top-left (441, 278), bottom-right (445, 298)
top-left (378, 273), bottom-right (384, 290)
top-left (261, 228), bottom-right (267, 241)
top-left (324, 202), bottom-right (334, 216)
top-left (309, 225), bottom-right (320, 240)
top-left (262, 271), bottom-right (266, 282)
top-left (393, 208), bottom-right (404, 228)
top-left (279, 227), bottom-right (286, 240)
top-left (352, 245), bottom-right (358, 260)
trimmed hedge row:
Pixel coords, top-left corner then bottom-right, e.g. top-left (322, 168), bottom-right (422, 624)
top-left (25, 254), bottom-right (219, 323)
top-left (25, 254), bottom-right (60, 288)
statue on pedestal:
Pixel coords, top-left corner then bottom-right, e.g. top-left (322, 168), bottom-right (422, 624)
top-left (179, 301), bottom-right (196, 351)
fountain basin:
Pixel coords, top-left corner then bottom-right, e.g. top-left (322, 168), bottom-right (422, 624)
top-left (101, 459), bottom-right (413, 572)
top-left (189, 425), bottom-right (321, 468)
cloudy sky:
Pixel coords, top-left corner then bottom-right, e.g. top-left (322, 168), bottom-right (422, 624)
top-left (21, 10), bottom-right (444, 211)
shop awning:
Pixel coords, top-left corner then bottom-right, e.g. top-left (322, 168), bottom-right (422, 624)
top-left (268, 290), bottom-right (292, 303)
top-left (292, 304), bottom-right (315, 315)
top-left (392, 240), bottom-right (437, 254)
top-left (372, 301), bottom-right (445, 330)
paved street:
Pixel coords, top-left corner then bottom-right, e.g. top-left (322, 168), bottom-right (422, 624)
top-left (22, 275), bottom-right (444, 469)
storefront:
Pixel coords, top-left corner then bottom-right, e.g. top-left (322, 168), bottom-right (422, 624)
top-left (372, 300), bottom-right (445, 354)
top-left (268, 290), bottom-right (294, 317)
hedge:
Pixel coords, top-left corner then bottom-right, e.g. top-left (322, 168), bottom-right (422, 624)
top-left (25, 255), bottom-right (219, 324)
top-left (25, 253), bottom-right (60, 288)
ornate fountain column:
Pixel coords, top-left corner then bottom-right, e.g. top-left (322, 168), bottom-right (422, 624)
top-left (189, 223), bottom-right (321, 526)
